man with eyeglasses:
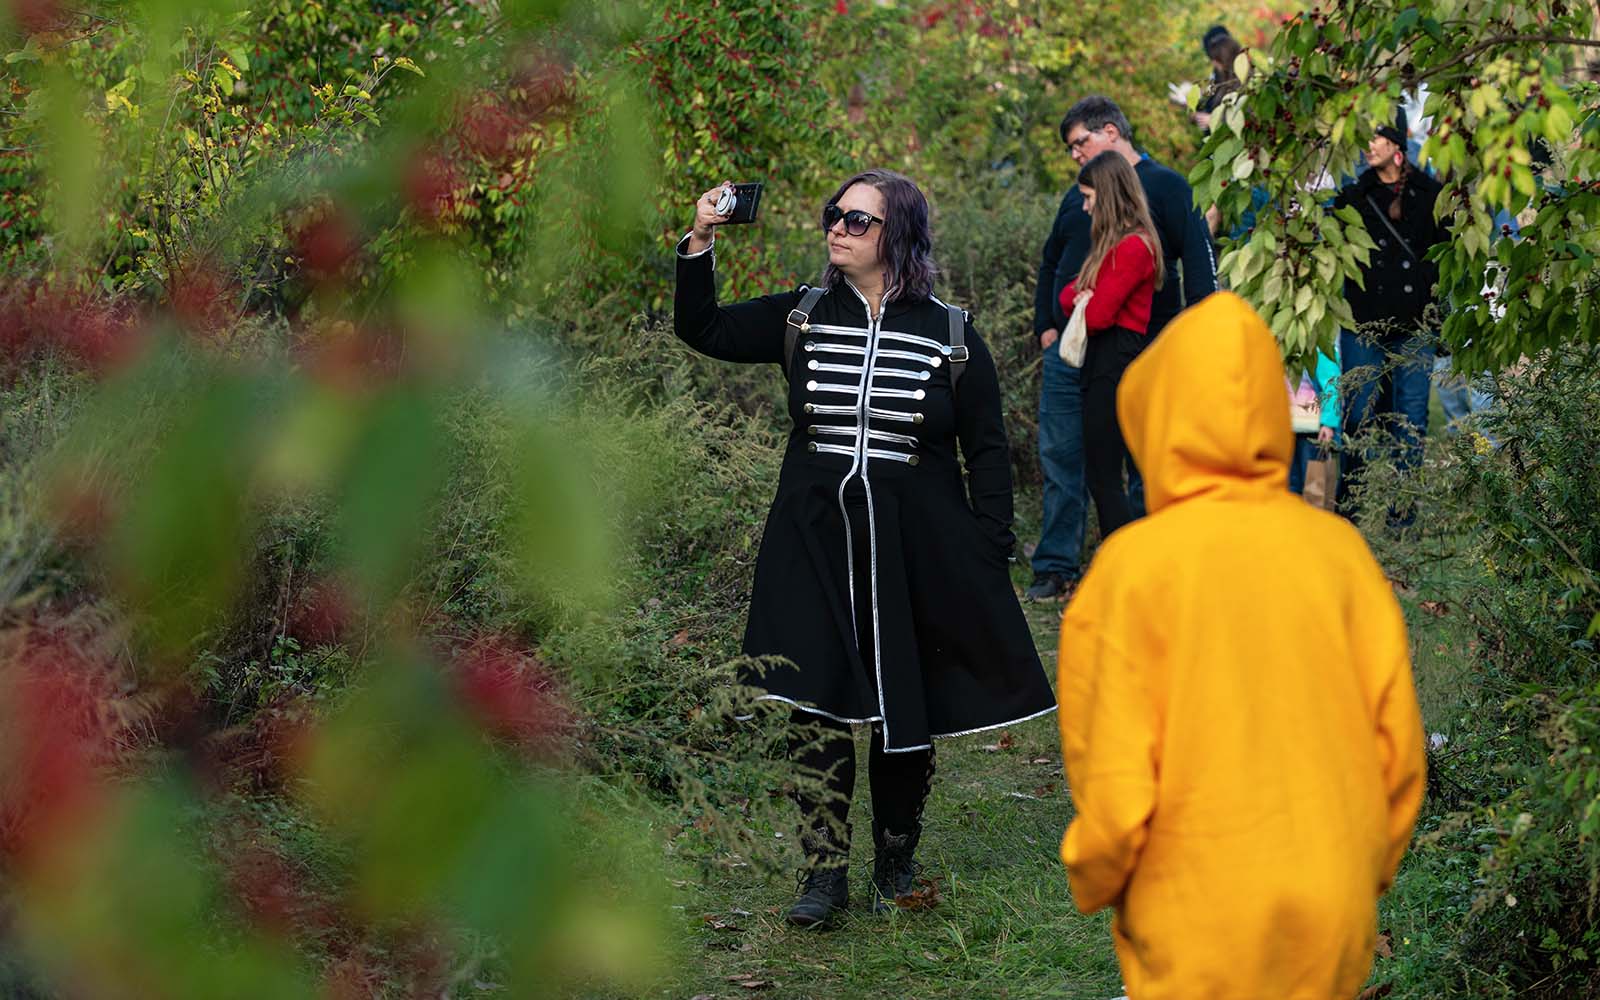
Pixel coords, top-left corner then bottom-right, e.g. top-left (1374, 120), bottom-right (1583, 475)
top-left (1024, 95), bottom-right (1216, 602)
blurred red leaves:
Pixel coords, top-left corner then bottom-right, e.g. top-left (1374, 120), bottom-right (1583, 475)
top-left (458, 98), bottom-right (519, 162)
top-left (299, 321), bottom-right (409, 393)
top-left (403, 151), bottom-right (459, 226)
top-left (288, 578), bottom-right (356, 648)
top-left (0, 629), bottom-right (121, 868)
top-left (219, 834), bottom-right (339, 939)
top-left (169, 258), bottom-right (235, 336)
top-left (9, 0), bottom-right (63, 35)
top-left (507, 48), bottom-right (573, 121)
top-left (0, 283), bottom-right (144, 374)
top-left (293, 209), bottom-right (362, 286)
top-left (450, 637), bottom-right (569, 757)
top-left (194, 695), bottom-right (315, 796)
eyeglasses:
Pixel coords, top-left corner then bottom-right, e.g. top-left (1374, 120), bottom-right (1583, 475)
top-left (1066, 128), bottom-right (1103, 154)
top-left (822, 204), bottom-right (884, 237)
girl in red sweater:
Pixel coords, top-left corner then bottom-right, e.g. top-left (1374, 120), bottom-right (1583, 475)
top-left (1059, 150), bottom-right (1165, 537)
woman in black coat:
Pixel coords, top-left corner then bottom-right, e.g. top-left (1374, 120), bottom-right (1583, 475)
top-left (1333, 123), bottom-right (1445, 519)
top-left (674, 169), bottom-right (1056, 927)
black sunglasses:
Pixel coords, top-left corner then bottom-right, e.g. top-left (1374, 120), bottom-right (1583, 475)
top-left (822, 204), bottom-right (884, 237)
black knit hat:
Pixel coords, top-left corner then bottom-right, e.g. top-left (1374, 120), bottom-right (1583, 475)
top-left (1375, 107), bottom-right (1408, 147)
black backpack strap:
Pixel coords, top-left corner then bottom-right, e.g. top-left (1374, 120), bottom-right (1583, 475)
top-left (784, 286), bottom-right (828, 377)
top-left (946, 304), bottom-right (969, 400)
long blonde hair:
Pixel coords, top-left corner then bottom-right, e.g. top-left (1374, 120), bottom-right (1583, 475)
top-left (1076, 151), bottom-right (1165, 293)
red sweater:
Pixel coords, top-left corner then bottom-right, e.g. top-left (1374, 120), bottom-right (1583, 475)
top-left (1060, 232), bottom-right (1156, 335)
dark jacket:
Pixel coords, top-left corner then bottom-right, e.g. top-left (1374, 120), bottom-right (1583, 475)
top-left (1033, 154), bottom-right (1217, 339)
top-left (1334, 166), bottom-right (1445, 336)
top-left (674, 236), bottom-right (1056, 751)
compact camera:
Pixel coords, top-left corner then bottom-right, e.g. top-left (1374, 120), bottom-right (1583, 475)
top-left (713, 182), bottom-right (764, 225)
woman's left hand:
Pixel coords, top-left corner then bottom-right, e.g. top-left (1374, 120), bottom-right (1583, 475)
top-left (1317, 426), bottom-right (1335, 445)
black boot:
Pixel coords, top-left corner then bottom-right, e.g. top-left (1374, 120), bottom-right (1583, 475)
top-left (787, 824), bottom-right (850, 928)
top-left (787, 862), bottom-right (849, 927)
top-left (870, 824), bottom-right (921, 913)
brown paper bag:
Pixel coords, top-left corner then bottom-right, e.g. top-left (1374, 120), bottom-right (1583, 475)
top-left (1302, 452), bottom-right (1337, 511)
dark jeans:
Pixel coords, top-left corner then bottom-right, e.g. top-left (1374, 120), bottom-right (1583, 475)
top-left (1081, 327), bottom-right (1147, 538)
top-left (1033, 346), bottom-right (1088, 578)
top-left (1337, 329), bottom-right (1434, 515)
top-left (789, 715), bottom-right (935, 857)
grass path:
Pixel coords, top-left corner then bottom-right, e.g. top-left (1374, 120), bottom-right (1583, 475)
top-left (651, 587), bottom-right (1125, 1000)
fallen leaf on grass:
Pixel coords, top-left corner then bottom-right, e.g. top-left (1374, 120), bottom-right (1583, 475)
top-left (725, 973), bottom-right (775, 990)
top-left (1029, 756), bottom-right (1056, 765)
top-left (1357, 985), bottom-right (1393, 1000)
top-left (1419, 600), bottom-right (1448, 617)
top-left (668, 628), bottom-right (691, 648)
top-left (896, 876), bottom-right (943, 911)
top-left (1032, 782), bottom-right (1057, 797)
top-left (997, 732), bottom-right (1016, 750)
top-left (1374, 930), bottom-right (1393, 958)
top-left (701, 914), bottom-right (742, 932)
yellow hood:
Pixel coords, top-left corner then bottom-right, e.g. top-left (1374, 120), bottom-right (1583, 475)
top-left (1116, 292), bottom-right (1293, 513)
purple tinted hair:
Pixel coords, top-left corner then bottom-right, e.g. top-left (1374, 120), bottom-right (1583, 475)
top-left (820, 169), bottom-right (939, 302)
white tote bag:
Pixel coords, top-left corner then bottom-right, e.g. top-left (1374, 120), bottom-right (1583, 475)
top-left (1058, 289), bottom-right (1093, 368)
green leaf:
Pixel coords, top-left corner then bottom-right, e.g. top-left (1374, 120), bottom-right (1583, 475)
top-left (336, 391), bottom-right (448, 603)
top-left (1263, 269), bottom-right (1285, 305)
top-left (104, 371), bottom-right (262, 657)
top-left (1545, 103), bottom-right (1574, 143)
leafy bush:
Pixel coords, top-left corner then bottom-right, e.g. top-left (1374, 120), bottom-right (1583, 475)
top-left (1363, 347), bottom-right (1600, 998)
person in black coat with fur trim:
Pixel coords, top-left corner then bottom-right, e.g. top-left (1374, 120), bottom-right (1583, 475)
top-left (673, 169), bottom-right (1055, 928)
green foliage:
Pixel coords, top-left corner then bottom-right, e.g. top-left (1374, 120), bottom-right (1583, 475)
top-left (1360, 348), bottom-right (1600, 996)
top-left (1193, 0), bottom-right (1600, 373)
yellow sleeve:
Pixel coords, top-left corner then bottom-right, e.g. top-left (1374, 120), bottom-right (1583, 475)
top-left (1057, 582), bottom-right (1159, 914)
top-left (1361, 569), bottom-right (1427, 892)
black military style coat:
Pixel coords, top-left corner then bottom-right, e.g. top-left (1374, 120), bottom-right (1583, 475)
top-left (1335, 166), bottom-right (1446, 336)
top-left (673, 236), bottom-right (1056, 752)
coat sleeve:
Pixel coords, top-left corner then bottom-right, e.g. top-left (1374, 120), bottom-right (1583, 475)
top-left (1151, 171), bottom-right (1217, 306)
top-left (1356, 556), bottom-right (1426, 892)
top-left (1081, 236), bottom-right (1154, 331)
top-left (1316, 347), bottom-right (1342, 429)
top-left (953, 322), bottom-right (1018, 557)
top-left (673, 234), bottom-right (795, 365)
top-left (1057, 554), bottom-right (1159, 913)
top-left (1033, 191), bottom-right (1076, 336)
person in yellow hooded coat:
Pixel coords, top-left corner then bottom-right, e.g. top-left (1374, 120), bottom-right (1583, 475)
top-left (1055, 292), bottom-right (1426, 1000)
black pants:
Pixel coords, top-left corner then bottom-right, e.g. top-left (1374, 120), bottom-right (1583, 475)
top-left (1082, 326), bottom-right (1147, 537)
top-left (788, 713), bottom-right (935, 859)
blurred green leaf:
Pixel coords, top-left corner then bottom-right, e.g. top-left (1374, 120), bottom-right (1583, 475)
top-left (106, 369), bottom-right (264, 658)
top-left (334, 389), bottom-right (447, 603)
